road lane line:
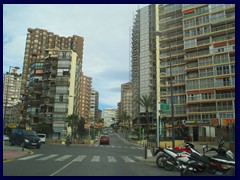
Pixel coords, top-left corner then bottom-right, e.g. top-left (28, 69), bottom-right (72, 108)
top-left (18, 154), bottom-right (44, 160)
top-left (108, 156), bottom-right (117, 162)
top-left (121, 156), bottom-right (135, 163)
top-left (91, 156), bottom-right (100, 162)
top-left (55, 155), bottom-right (72, 161)
top-left (37, 154), bottom-right (58, 161)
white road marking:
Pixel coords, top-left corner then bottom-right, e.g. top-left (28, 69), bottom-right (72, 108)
top-left (121, 156), bottom-right (135, 163)
top-left (55, 155), bottom-right (72, 161)
top-left (18, 154), bottom-right (44, 160)
top-left (49, 155), bottom-right (86, 176)
top-left (91, 156), bottom-right (100, 162)
top-left (134, 156), bottom-right (144, 160)
top-left (73, 155), bottom-right (87, 162)
top-left (108, 156), bottom-right (117, 162)
top-left (37, 154), bottom-right (58, 161)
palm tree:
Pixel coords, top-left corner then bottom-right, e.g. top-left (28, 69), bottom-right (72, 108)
top-left (120, 111), bottom-right (131, 130)
top-left (138, 94), bottom-right (153, 140)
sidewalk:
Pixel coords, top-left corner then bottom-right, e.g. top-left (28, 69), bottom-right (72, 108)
top-left (3, 142), bottom-right (31, 162)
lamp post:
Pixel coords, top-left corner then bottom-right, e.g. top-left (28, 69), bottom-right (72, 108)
top-left (156, 31), bottom-right (175, 148)
top-left (3, 66), bottom-right (20, 130)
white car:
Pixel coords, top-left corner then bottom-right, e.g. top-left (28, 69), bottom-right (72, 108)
top-left (3, 135), bottom-right (9, 141)
top-left (38, 134), bottom-right (46, 143)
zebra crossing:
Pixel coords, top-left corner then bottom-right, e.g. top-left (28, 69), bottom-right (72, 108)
top-left (17, 154), bottom-right (145, 163)
top-left (96, 145), bottom-right (143, 150)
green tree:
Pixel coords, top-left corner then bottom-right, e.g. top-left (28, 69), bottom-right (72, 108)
top-left (120, 111), bottom-right (131, 130)
top-left (77, 117), bottom-right (85, 140)
top-left (35, 121), bottom-right (53, 136)
top-left (66, 114), bottom-right (79, 140)
top-left (138, 94), bottom-right (153, 139)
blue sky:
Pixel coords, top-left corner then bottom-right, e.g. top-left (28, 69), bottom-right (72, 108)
top-left (3, 4), bottom-right (147, 110)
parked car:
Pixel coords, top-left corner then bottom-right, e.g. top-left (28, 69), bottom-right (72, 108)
top-left (9, 129), bottom-right (41, 149)
top-left (3, 135), bottom-right (9, 141)
top-left (100, 135), bottom-right (110, 145)
top-left (38, 133), bottom-right (46, 143)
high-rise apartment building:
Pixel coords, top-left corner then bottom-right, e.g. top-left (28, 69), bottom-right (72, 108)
top-left (132, 4), bottom-right (235, 141)
top-left (102, 108), bottom-right (117, 127)
top-left (3, 68), bottom-right (21, 126)
top-left (77, 73), bottom-right (92, 121)
top-left (19, 28), bottom-right (84, 131)
top-left (89, 89), bottom-right (99, 121)
top-left (120, 82), bottom-right (133, 126)
top-left (131, 5), bottom-right (157, 128)
top-left (41, 49), bottom-right (80, 134)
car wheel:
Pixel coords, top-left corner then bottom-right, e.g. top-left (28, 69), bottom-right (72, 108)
top-left (36, 145), bottom-right (41, 149)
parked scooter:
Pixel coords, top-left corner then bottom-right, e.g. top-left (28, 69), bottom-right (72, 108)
top-left (154, 141), bottom-right (198, 169)
top-left (180, 137), bottom-right (235, 176)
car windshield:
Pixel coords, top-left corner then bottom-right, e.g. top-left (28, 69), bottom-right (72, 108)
top-left (38, 134), bottom-right (45, 138)
top-left (24, 130), bottom-right (37, 136)
top-left (101, 136), bottom-right (109, 139)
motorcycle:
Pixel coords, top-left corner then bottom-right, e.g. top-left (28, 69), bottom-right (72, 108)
top-left (180, 137), bottom-right (235, 176)
top-left (66, 139), bottom-right (71, 147)
top-left (154, 141), bottom-right (198, 170)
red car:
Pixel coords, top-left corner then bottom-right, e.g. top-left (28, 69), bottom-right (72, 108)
top-left (100, 135), bottom-right (110, 145)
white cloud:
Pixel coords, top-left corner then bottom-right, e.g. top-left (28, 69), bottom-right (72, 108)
top-left (3, 4), bottom-right (147, 109)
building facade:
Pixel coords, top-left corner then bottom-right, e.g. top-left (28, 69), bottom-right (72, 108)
top-left (89, 89), bottom-right (99, 122)
top-left (120, 82), bottom-right (133, 127)
top-left (19, 28), bottom-right (84, 132)
top-left (3, 68), bottom-right (22, 126)
top-left (102, 108), bottom-right (117, 127)
top-left (77, 73), bottom-right (92, 122)
top-left (131, 5), bottom-right (157, 128)
top-left (132, 4), bottom-right (235, 141)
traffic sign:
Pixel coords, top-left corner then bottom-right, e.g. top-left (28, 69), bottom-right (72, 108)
top-left (160, 104), bottom-right (169, 111)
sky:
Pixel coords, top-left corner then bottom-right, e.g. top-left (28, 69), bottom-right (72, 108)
top-left (3, 4), bottom-right (148, 110)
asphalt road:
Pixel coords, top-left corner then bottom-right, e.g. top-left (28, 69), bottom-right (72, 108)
top-left (3, 133), bottom-right (180, 176)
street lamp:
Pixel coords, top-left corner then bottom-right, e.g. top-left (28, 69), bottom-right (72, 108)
top-left (4, 66), bottom-right (20, 130)
top-left (156, 31), bottom-right (175, 148)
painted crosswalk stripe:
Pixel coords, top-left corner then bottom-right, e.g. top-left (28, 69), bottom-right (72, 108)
top-left (108, 156), bottom-right (117, 162)
top-left (124, 146), bottom-right (128, 148)
top-left (134, 156), bottom-right (144, 160)
top-left (55, 155), bottom-right (72, 161)
top-left (121, 156), bottom-right (135, 163)
top-left (91, 156), bottom-right (100, 162)
top-left (118, 146), bottom-right (121, 148)
top-left (73, 155), bottom-right (86, 162)
top-left (37, 154), bottom-right (58, 161)
top-left (18, 154), bottom-right (44, 160)
top-left (111, 145), bottom-right (115, 148)
top-left (130, 147), bottom-right (136, 149)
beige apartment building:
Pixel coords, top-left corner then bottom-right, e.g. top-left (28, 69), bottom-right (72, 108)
top-left (19, 28), bottom-right (84, 133)
top-left (77, 73), bottom-right (92, 122)
top-left (3, 68), bottom-right (22, 126)
top-left (120, 82), bottom-right (133, 127)
top-left (132, 4), bottom-right (235, 141)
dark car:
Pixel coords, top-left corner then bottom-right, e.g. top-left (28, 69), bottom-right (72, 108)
top-left (9, 129), bottom-right (41, 149)
top-left (100, 135), bottom-right (110, 145)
